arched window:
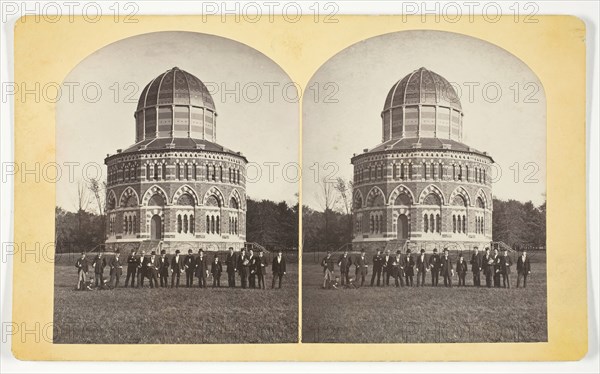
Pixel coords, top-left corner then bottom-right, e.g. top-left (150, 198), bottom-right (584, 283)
top-left (146, 164), bottom-right (151, 180)
top-left (176, 163), bottom-right (181, 180)
top-left (162, 163), bottom-right (167, 180)
top-left (234, 217), bottom-right (238, 235)
top-left (206, 165), bottom-right (210, 180)
top-left (422, 163), bottom-right (427, 180)
top-left (183, 215), bottom-right (188, 233)
top-left (370, 216), bottom-right (374, 233)
top-left (190, 214), bottom-right (194, 234)
top-left (453, 164), bottom-right (456, 180)
top-left (458, 165), bottom-right (463, 181)
top-left (408, 164), bottom-right (413, 179)
top-left (185, 163), bottom-right (190, 180)
top-left (430, 214), bottom-right (435, 233)
top-left (439, 163), bottom-right (444, 180)
top-left (211, 216), bottom-right (215, 234)
top-left (424, 214), bottom-right (429, 233)
top-left (465, 165), bottom-right (469, 181)
top-left (192, 164), bottom-right (197, 180)
top-left (392, 163), bottom-right (397, 179)
top-left (212, 165), bottom-right (216, 181)
top-left (237, 169), bottom-right (240, 184)
top-left (453, 215), bottom-right (457, 233)
top-left (177, 215), bottom-right (182, 234)
top-left (133, 215), bottom-right (137, 233)
top-left (431, 162), bottom-right (435, 180)
top-left (375, 215), bottom-right (379, 233)
top-left (400, 163), bottom-right (405, 180)
top-left (216, 216), bottom-right (220, 234)
top-left (206, 215), bottom-right (210, 234)
top-left (219, 166), bottom-right (223, 182)
top-left (154, 164), bottom-right (159, 180)
top-left (483, 169), bottom-right (486, 184)
top-left (436, 214), bottom-right (441, 233)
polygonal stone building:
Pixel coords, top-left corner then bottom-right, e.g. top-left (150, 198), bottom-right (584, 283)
top-left (104, 67), bottom-right (247, 253)
top-left (351, 67), bottom-right (493, 252)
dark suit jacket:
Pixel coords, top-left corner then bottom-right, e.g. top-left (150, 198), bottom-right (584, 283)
top-left (184, 254), bottom-right (196, 272)
top-left (195, 256), bottom-right (208, 277)
top-left (158, 256), bottom-right (170, 275)
top-left (92, 256), bottom-right (106, 274)
top-left (382, 255), bottom-right (393, 272)
top-left (428, 253), bottom-right (441, 270)
top-left (248, 255), bottom-right (258, 274)
top-left (402, 255), bottom-right (415, 276)
top-left (500, 255), bottom-right (513, 274)
top-left (338, 255), bottom-right (352, 273)
top-left (355, 255), bottom-right (368, 275)
top-left (126, 254), bottom-right (137, 270)
top-left (146, 256), bottom-right (159, 275)
top-left (109, 256), bottom-right (123, 276)
top-left (517, 255), bottom-right (531, 274)
top-left (470, 253), bottom-right (483, 272)
top-left (211, 260), bottom-right (223, 276)
top-left (237, 253), bottom-right (249, 274)
top-left (372, 254), bottom-right (383, 271)
top-left (482, 254), bottom-right (493, 274)
top-left (492, 254), bottom-right (501, 274)
top-left (439, 256), bottom-right (453, 276)
top-left (75, 258), bottom-right (89, 272)
top-left (392, 256), bottom-right (403, 277)
top-left (456, 259), bottom-right (468, 275)
top-left (273, 256), bottom-right (287, 275)
top-left (226, 252), bottom-right (237, 274)
top-left (257, 256), bottom-right (268, 275)
top-left (171, 255), bottom-right (183, 273)
top-left (416, 254), bottom-right (428, 272)
top-left (321, 256), bottom-right (334, 272)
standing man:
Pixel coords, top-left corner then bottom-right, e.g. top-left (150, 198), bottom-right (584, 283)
top-left (158, 249), bottom-right (170, 288)
top-left (403, 248), bottom-right (415, 287)
top-left (370, 249), bottom-right (383, 287)
top-left (382, 249), bottom-right (392, 286)
top-left (517, 250), bottom-right (531, 288)
top-left (109, 249), bottom-right (123, 289)
top-left (470, 246), bottom-right (483, 287)
top-left (415, 249), bottom-right (428, 287)
top-left (225, 247), bottom-right (237, 288)
top-left (456, 253), bottom-right (468, 287)
top-left (483, 247), bottom-right (493, 288)
top-left (195, 249), bottom-right (208, 288)
top-left (338, 250), bottom-right (352, 286)
top-left (170, 249), bottom-right (183, 288)
top-left (257, 249), bottom-right (268, 289)
top-left (500, 249), bottom-right (513, 288)
top-left (393, 250), bottom-right (404, 287)
top-left (428, 248), bottom-right (440, 287)
top-left (211, 255), bottom-right (223, 287)
top-left (492, 248), bottom-right (502, 288)
top-left (92, 252), bottom-right (107, 290)
top-left (355, 249), bottom-right (368, 287)
top-left (238, 248), bottom-right (249, 289)
top-left (248, 249), bottom-right (257, 289)
top-left (136, 250), bottom-right (147, 288)
top-left (321, 250), bottom-right (335, 289)
top-left (272, 249), bottom-right (287, 289)
top-left (440, 248), bottom-right (454, 288)
top-left (125, 249), bottom-right (137, 288)
top-left (75, 252), bottom-right (89, 291)
top-left (184, 249), bottom-right (196, 288)
top-left (146, 251), bottom-right (159, 288)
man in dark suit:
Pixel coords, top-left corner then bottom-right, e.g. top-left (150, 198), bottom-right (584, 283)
top-left (248, 249), bottom-right (257, 289)
top-left (184, 249), bottom-right (195, 287)
top-left (108, 249), bottom-right (123, 289)
top-left (338, 250), bottom-right (352, 286)
top-left (370, 249), bottom-right (383, 286)
top-left (92, 253), bottom-right (107, 289)
top-left (382, 249), bottom-right (393, 286)
top-left (195, 249), bottom-right (208, 288)
top-left (392, 250), bottom-right (404, 287)
top-left (124, 249), bottom-right (137, 288)
top-left (482, 247), bottom-right (493, 288)
top-left (428, 248), bottom-right (440, 286)
top-left (257, 249), bottom-right (268, 289)
top-left (500, 249), bottom-right (513, 288)
top-left (517, 250), bottom-right (531, 288)
top-left (402, 248), bottom-right (415, 286)
top-left (321, 250), bottom-right (335, 289)
top-left (158, 249), bottom-right (170, 287)
top-left (170, 249), bottom-right (183, 288)
top-left (146, 251), bottom-right (159, 288)
top-left (492, 248), bottom-right (502, 288)
top-left (238, 248), bottom-right (249, 289)
top-left (440, 248), bottom-right (453, 288)
top-left (456, 253), bottom-right (468, 287)
top-left (470, 246), bottom-right (483, 287)
top-left (354, 249), bottom-right (368, 287)
top-left (415, 249), bottom-right (428, 287)
top-left (211, 255), bottom-right (223, 287)
top-left (225, 247), bottom-right (237, 287)
top-left (75, 252), bottom-right (89, 291)
top-left (136, 250), bottom-right (147, 288)
top-left (272, 249), bottom-right (287, 289)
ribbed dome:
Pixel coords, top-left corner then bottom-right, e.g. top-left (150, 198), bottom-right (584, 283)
top-left (383, 67), bottom-right (461, 111)
top-left (381, 67), bottom-right (464, 143)
top-left (134, 67), bottom-right (218, 143)
top-left (137, 67), bottom-right (215, 111)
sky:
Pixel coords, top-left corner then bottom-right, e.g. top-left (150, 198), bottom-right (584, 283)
top-left (56, 31), bottom-right (299, 212)
top-left (302, 30), bottom-right (546, 210)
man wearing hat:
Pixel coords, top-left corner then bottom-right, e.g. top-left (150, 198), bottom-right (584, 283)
top-left (75, 252), bottom-right (89, 291)
top-left (237, 247), bottom-right (249, 289)
top-left (402, 248), bottom-right (415, 287)
top-left (439, 248), bottom-right (454, 288)
top-left (184, 248), bottom-right (196, 287)
top-left (248, 249), bottom-right (257, 289)
top-left (170, 249), bottom-right (183, 288)
top-left (382, 249), bottom-right (393, 286)
top-left (338, 250), bottom-right (352, 286)
top-left (456, 253), bottom-right (468, 287)
top-left (257, 249), bottom-right (268, 289)
top-left (354, 249), bottom-right (368, 287)
top-left (392, 250), bottom-right (404, 287)
top-left (415, 249), bottom-right (428, 287)
top-left (146, 251), bottom-right (159, 288)
top-left (136, 250), bottom-right (147, 288)
top-left (492, 248), bottom-right (502, 288)
top-left (108, 249), bottom-right (123, 289)
top-left (370, 249), bottom-right (383, 287)
top-left (470, 246), bottom-right (483, 287)
top-left (500, 249), bottom-right (513, 288)
top-left (321, 250), bottom-right (335, 289)
top-left (92, 252), bottom-right (107, 289)
top-left (516, 250), bottom-right (531, 288)
top-left (158, 249), bottom-right (170, 287)
top-left (482, 247), bottom-right (493, 288)
top-left (272, 249), bottom-right (287, 289)
top-left (225, 247), bottom-right (237, 288)
top-left (125, 249), bottom-right (137, 288)
top-left (195, 249), bottom-right (208, 288)
top-left (428, 248), bottom-right (441, 286)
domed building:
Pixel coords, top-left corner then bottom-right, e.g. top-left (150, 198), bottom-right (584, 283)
top-left (104, 67), bottom-right (247, 253)
top-left (351, 67), bottom-right (493, 252)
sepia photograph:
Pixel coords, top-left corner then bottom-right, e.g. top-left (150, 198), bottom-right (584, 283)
top-left (53, 31), bottom-right (299, 344)
top-left (302, 30), bottom-right (547, 343)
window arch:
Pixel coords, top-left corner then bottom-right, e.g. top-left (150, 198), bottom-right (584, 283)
top-left (424, 214), bottom-right (429, 233)
top-left (422, 162), bottom-right (427, 180)
top-left (146, 164), bottom-right (152, 180)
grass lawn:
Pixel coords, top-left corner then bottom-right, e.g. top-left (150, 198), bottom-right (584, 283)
top-left (53, 254), bottom-right (298, 344)
top-left (302, 251), bottom-right (547, 343)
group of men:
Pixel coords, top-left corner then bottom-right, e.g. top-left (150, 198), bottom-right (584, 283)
top-left (320, 246), bottom-right (532, 289)
top-left (75, 246), bottom-right (287, 290)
